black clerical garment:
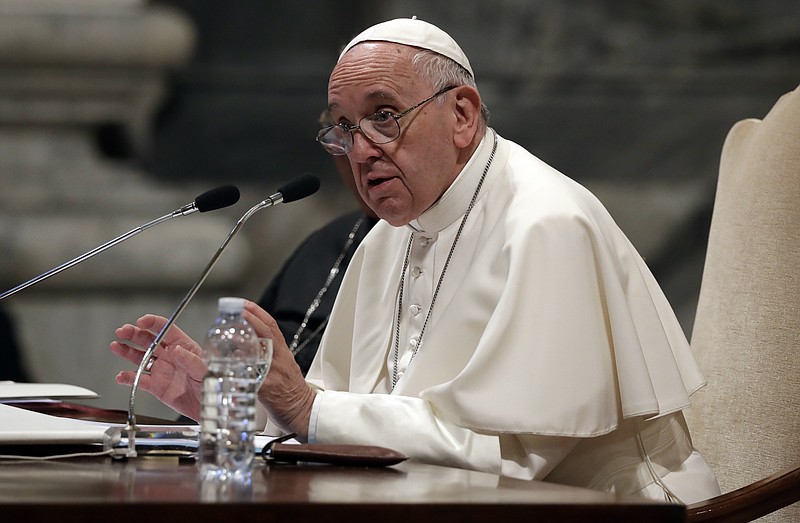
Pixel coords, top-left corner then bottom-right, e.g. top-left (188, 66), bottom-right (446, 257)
top-left (258, 211), bottom-right (376, 374)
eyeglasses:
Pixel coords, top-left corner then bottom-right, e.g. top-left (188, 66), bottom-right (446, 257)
top-left (316, 85), bottom-right (456, 156)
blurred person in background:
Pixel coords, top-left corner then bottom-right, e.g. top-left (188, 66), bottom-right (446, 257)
top-left (257, 111), bottom-right (378, 374)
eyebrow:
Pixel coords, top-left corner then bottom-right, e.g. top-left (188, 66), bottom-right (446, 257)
top-left (327, 89), bottom-right (402, 114)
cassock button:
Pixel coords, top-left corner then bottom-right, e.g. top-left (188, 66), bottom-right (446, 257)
top-left (411, 266), bottom-right (423, 278)
top-left (410, 304), bottom-right (421, 316)
top-left (419, 237), bottom-right (431, 247)
top-left (409, 336), bottom-right (419, 348)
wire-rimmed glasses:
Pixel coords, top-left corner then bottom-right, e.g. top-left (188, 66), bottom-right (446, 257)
top-left (316, 85), bottom-right (456, 156)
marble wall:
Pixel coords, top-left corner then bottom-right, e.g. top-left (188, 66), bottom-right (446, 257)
top-left (0, 0), bottom-right (272, 418)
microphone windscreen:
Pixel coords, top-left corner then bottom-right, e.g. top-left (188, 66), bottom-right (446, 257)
top-left (195, 185), bottom-right (241, 212)
top-left (278, 173), bottom-right (321, 203)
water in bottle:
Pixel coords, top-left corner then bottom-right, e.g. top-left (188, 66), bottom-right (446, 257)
top-left (199, 297), bottom-right (272, 481)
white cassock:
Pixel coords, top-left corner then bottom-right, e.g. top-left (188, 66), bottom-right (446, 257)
top-left (302, 129), bottom-right (720, 503)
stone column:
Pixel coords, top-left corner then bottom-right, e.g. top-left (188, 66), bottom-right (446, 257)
top-left (0, 0), bottom-right (249, 419)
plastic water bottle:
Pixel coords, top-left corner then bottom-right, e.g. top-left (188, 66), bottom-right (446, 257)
top-left (199, 297), bottom-right (272, 480)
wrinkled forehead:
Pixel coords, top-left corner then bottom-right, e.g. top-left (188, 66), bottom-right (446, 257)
top-left (327, 43), bottom-right (423, 104)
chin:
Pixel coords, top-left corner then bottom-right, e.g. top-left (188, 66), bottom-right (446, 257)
top-left (370, 195), bottom-right (423, 227)
top-left (376, 211), bottom-right (412, 228)
top-left (376, 214), bottom-right (406, 227)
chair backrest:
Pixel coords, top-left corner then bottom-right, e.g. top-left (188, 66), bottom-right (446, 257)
top-left (686, 84), bottom-right (800, 522)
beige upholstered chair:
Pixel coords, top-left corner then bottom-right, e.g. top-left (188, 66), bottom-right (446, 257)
top-left (685, 84), bottom-right (800, 522)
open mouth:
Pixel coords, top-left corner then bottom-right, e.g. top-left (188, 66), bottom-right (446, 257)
top-left (367, 176), bottom-right (395, 188)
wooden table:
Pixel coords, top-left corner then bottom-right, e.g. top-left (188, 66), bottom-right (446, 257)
top-left (0, 452), bottom-right (685, 523)
top-left (0, 401), bottom-right (685, 522)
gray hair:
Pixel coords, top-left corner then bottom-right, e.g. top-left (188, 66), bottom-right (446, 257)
top-left (411, 49), bottom-right (490, 125)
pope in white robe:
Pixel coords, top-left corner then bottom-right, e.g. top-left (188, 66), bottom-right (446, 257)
top-left (303, 125), bottom-right (720, 503)
top-left (111, 16), bottom-right (720, 506)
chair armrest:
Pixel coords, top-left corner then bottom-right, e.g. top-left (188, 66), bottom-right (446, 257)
top-left (686, 464), bottom-right (800, 522)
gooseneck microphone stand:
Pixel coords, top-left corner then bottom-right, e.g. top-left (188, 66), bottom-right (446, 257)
top-left (105, 174), bottom-right (320, 458)
top-left (0, 185), bottom-right (240, 302)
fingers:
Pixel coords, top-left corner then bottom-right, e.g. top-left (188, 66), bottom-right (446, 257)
top-left (110, 340), bottom-right (148, 366)
top-left (114, 369), bottom-right (153, 391)
top-left (134, 315), bottom-right (200, 354)
top-left (133, 314), bottom-right (169, 334)
top-left (115, 370), bottom-right (135, 386)
top-left (136, 314), bottom-right (188, 340)
top-left (115, 369), bottom-right (158, 389)
top-left (114, 323), bottom-right (153, 351)
top-left (111, 322), bottom-right (170, 366)
top-left (112, 338), bottom-right (201, 371)
top-left (114, 370), bottom-right (163, 402)
top-left (243, 300), bottom-right (285, 345)
top-left (113, 316), bottom-right (202, 363)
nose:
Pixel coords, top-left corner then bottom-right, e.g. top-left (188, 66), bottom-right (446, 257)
top-left (348, 129), bottom-right (382, 163)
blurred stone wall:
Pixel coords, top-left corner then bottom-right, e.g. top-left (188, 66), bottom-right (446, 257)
top-left (1, 0), bottom-right (798, 420)
top-left (0, 0), bottom-right (250, 418)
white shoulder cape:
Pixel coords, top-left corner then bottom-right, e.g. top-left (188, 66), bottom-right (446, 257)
top-left (307, 133), bottom-right (705, 437)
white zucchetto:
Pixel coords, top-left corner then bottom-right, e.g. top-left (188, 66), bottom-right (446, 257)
top-left (338, 17), bottom-right (474, 78)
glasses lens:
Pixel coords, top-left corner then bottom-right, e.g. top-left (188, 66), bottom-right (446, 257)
top-left (361, 112), bottom-right (400, 144)
top-left (317, 126), bottom-right (351, 155)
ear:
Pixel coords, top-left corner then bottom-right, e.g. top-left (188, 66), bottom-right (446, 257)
top-left (451, 85), bottom-right (482, 148)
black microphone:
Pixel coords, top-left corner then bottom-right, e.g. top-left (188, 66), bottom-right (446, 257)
top-left (107, 173), bottom-right (320, 458)
top-left (275, 173), bottom-right (320, 204)
top-left (179, 184), bottom-right (241, 215)
top-left (0, 185), bottom-right (241, 302)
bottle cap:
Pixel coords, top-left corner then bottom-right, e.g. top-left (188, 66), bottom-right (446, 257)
top-left (218, 297), bottom-right (245, 315)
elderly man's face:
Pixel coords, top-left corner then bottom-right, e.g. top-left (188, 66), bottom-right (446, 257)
top-left (327, 43), bottom-right (461, 226)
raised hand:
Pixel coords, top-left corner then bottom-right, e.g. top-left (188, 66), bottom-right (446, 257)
top-left (110, 314), bottom-right (206, 421)
top-left (243, 300), bottom-right (317, 441)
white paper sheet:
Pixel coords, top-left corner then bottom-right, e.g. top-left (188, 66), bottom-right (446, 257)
top-left (0, 381), bottom-right (99, 401)
top-left (0, 403), bottom-right (112, 444)
top-left (0, 402), bottom-right (287, 451)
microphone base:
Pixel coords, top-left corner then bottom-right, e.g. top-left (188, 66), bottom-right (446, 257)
top-left (103, 425), bottom-right (199, 459)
